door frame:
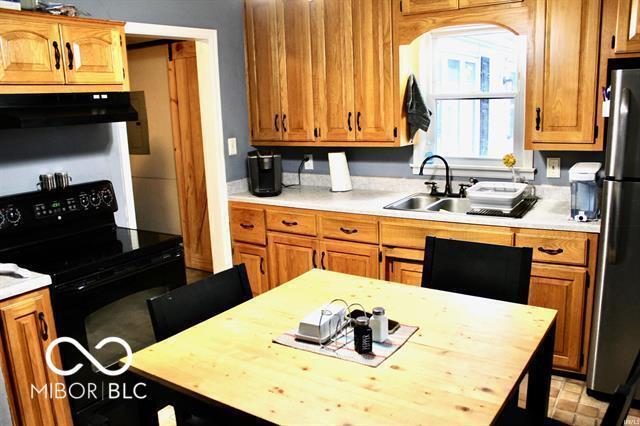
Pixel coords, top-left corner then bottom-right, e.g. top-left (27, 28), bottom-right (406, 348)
top-left (121, 22), bottom-right (232, 273)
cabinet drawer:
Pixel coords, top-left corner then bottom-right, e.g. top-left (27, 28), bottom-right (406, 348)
top-left (320, 215), bottom-right (378, 244)
top-left (381, 221), bottom-right (514, 249)
top-left (266, 210), bottom-right (317, 236)
top-left (515, 233), bottom-right (588, 266)
top-left (230, 206), bottom-right (266, 245)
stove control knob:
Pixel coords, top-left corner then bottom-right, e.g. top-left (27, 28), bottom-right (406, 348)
top-left (6, 208), bottom-right (21, 224)
top-left (79, 194), bottom-right (90, 208)
top-left (100, 188), bottom-right (114, 206)
top-left (89, 192), bottom-right (101, 207)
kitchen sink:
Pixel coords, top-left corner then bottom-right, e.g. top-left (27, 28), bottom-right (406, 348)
top-left (383, 194), bottom-right (441, 211)
top-left (425, 198), bottom-right (472, 214)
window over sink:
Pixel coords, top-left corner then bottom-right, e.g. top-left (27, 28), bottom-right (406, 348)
top-left (402, 25), bottom-right (534, 179)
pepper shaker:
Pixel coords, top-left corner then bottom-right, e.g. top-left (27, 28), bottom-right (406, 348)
top-left (353, 316), bottom-right (373, 354)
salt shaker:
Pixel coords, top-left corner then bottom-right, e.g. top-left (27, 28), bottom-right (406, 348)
top-left (353, 316), bottom-right (373, 354)
top-left (370, 307), bottom-right (389, 343)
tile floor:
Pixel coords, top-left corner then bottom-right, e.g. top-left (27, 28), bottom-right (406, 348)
top-left (157, 375), bottom-right (640, 426)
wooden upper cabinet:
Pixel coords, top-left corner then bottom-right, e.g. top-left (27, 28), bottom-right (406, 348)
top-left (314, 0), bottom-right (356, 141)
top-left (245, 0), bottom-right (282, 141)
top-left (0, 18), bottom-right (65, 84)
top-left (527, 0), bottom-right (601, 149)
top-left (614, 0), bottom-right (640, 53)
top-left (401, 0), bottom-right (458, 14)
top-left (0, 289), bottom-right (72, 426)
top-left (352, 0), bottom-right (395, 142)
top-left (59, 23), bottom-right (125, 85)
top-left (278, 0), bottom-right (315, 141)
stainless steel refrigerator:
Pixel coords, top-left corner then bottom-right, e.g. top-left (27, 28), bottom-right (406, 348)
top-left (587, 69), bottom-right (640, 397)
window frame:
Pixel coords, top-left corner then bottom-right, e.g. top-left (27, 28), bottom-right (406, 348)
top-left (410, 25), bottom-right (534, 180)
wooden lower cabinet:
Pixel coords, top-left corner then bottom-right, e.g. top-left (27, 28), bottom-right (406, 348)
top-left (320, 240), bottom-right (379, 279)
top-left (268, 233), bottom-right (319, 287)
top-left (528, 264), bottom-right (588, 371)
top-left (0, 288), bottom-right (72, 426)
top-left (233, 243), bottom-right (269, 296)
top-left (387, 259), bottom-right (423, 286)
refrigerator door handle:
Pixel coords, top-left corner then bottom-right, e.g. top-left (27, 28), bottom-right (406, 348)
top-left (610, 88), bottom-right (631, 179)
top-left (605, 183), bottom-right (622, 265)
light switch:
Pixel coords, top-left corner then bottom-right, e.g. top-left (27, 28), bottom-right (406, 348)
top-left (546, 158), bottom-right (561, 179)
top-left (227, 138), bottom-right (237, 156)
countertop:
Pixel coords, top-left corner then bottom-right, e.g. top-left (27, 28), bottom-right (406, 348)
top-left (228, 186), bottom-right (601, 234)
top-left (0, 270), bottom-right (52, 302)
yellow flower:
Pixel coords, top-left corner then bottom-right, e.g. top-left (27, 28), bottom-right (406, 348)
top-left (503, 153), bottom-right (517, 168)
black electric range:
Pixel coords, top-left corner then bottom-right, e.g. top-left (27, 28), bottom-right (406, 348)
top-left (0, 181), bottom-right (187, 426)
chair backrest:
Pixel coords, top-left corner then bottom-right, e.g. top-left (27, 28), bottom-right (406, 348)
top-left (147, 264), bottom-right (253, 341)
top-left (602, 347), bottom-right (640, 426)
top-left (421, 237), bottom-right (533, 304)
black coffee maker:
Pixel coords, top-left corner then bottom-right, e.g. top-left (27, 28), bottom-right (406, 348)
top-left (247, 150), bottom-right (282, 197)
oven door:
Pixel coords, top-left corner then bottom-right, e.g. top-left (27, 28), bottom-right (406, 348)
top-left (51, 246), bottom-right (186, 425)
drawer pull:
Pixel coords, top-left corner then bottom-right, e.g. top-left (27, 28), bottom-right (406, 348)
top-left (321, 251), bottom-right (326, 269)
top-left (312, 250), bottom-right (317, 268)
top-left (340, 227), bottom-right (358, 235)
top-left (65, 42), bottom-right (74, 70)
top-left (240, 223), bottom-right (254, 230)
top-left (538, 247), bottom-right (564, 256)
top-left (281, 220), bottom-right (298, 227)
top-left (53, 41), bottom-right (61, 70)
top-left (38, 312), bottom-right (49, 341)
top-left (260, 257), bottom-right (265, 275)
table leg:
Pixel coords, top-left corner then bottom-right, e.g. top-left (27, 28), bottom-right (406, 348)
top-left (526, 321), bottom-right (556, 423)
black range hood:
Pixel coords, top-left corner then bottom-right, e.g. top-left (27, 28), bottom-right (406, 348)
top-left (0, 92), bottom-right (139, 129)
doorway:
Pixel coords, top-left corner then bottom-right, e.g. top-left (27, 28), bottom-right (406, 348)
top-left (126, 38), bottom-right (213, 277)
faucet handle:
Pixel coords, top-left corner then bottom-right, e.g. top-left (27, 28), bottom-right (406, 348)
top-left (468, 177), bottom-right (479, 185)
top-left (458, 182), bottom-right (473, 197)
top-left (424, 181), bottom-right (439, 195)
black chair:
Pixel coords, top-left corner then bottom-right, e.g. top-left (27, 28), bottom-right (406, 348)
top-left (148, 264), bottom-right (253, 341)
top-left (421, 237), bottom-right (533, 304)
top-left (602, 347), bottom-right (640, 426)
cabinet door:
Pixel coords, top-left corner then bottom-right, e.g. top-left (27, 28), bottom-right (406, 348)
top-left (0, 18), bottom-right (65, 84)
top-left (320, 240), bottom-right (379, 279)
top-left (615, 0), bottom-right (640, 53)
top-left (527, 0), bottom-right (601, 147)
top-left (245, 0), bottom-right (282, 141)
top-left (353, 0), bottom-right (395, 142)
top-left (0, 289), bottom-right (72, 426)
top-left (278, 0), bottom-right (315, 141)
top-left (314, 0), bottom-right (356, 141)
top-left (234, 243), bottom-right (270, 295)
top-left (59, 24), bottom-right (125, 84)
top-left (528, 264), bottom-right (587, 371)
top-left (268, 233), bottom-right (319, 287)
top-left (387, 259), bottom-right (423, 286)
top-left (459, 0), bottom-right (523, 8)
top-left (401, 0), bottom-right (458, 15)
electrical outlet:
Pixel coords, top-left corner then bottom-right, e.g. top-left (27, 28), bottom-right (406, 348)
top-left (304, 154), bottom-right (314, 170)
top-left (227, 138), bottom-right (237, 156)
top-left (546, 157), bottom-right (561, 179)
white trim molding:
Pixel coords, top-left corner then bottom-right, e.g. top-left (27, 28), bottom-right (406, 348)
top-left (410, 163), bottom-right (536, 180)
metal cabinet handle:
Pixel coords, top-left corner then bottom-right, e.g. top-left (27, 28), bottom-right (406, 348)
top-left (312, 250), bottom-right (317, 268)
top-left (65, 42), bottom-right (74, 70)
top-left (535, 107), bottom-right (541, 131)
top-left (321, 251), bottom-right (326, 269)
top-left (275, 114), bottom-right (280, 132)
top-left (357, 112), bottom-right (362, 132)
top-left (38, 312), bottom-right (49, 341)
top-left (281, 220), bottom-right (298, 227)
top-left (240, 223), bottom-right (254, 230)
top-left (53, 41), bottom-right (61, 70)
top-left (282, 114), bottom-right (287, 132)
top-left (537, 247), bottom-right (564, 256)
top-left (340, 227), bottom-right (358, 235)
top-left (260, 257), bottom-right (265, 275)
top-left (348, 112), bottom-right (353, 131)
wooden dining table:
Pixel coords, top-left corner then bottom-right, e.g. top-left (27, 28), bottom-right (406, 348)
top-left (127, 269), bottom-right (557, 425)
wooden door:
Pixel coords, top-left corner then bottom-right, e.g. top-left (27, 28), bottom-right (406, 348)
top-left (0, 289), bottom-right (72, 426)
top-left (527, 0), bottom-right (601, 148)
top-left (352, 0), bottom-right (395, 142)
top-left (615, 0), bottom-right (640, 53)
top-left (233, 243), bottom-right (270, 295)
top-left (0, 18), bottom-right (65, 84)
top-left (268, 233), bottom-right (318, 287)
top-left (320, 240), bottom-right (379, 279)
top-left (387, 259), bottom-right (423, 286)
top-left (59, 23), bottom-right (125, 84)
top-left (459, 0), bottom-right (523, 8)
top-left (314, 0), bottom-right (356, 141)
top-left (245, 0), bottom-right (283, 141)
top-left (528, 264), bottom-right (587, 371)
top-left (169, 42), bottom-right (213, 272)
top-left (401, 0), bottom-right (458, 15)
top-left (278, 0), bottom-right (315, 141)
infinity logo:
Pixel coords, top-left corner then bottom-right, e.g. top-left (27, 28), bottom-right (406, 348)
top-left (45, 337), bottom-right (133, 377)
